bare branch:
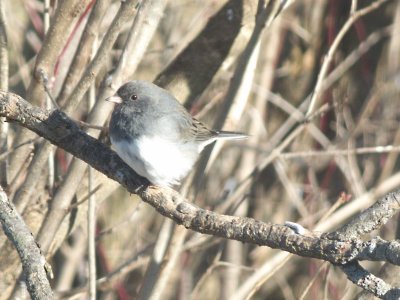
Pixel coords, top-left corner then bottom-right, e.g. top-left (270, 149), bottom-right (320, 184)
top-left (1, 92), bottom-right (400, 269)
top-left (341, 261), bottom-right (400, 299)
top-left (0, 186), bottom-right (53, 299)
top-left (328, 191), bottom-right (400, 240)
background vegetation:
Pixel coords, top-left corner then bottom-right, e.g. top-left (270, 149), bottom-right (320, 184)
top-left (0, 0), bottom-right (399, 299)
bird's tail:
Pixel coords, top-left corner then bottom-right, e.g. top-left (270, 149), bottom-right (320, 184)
top-left (215, 131), bottom-right (248, 140)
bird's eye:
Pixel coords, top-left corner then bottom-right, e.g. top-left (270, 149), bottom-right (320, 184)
top-left (130, 94), bottom-right (138, 101)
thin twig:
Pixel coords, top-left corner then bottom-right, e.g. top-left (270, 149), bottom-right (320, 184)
top-left (96, 201), bottom-right (142, 241)
top-left (0, 138), bottom-right (39, 163)
top-left (278, 145), bottom-right (400, 158)
top-left (68, 184), bottom-right (102, 210)
top-left (243, 254), bottom-right (293, 300)
top-left (299, 262), bottom-right (329, 300)
top-left (306, 0), bottom-right (389, 116)
top-left (57, 254), bottom-right (150, 299)
top-left (350, 0), bottom-right (358, 15)
top-left (40, 70), bottom-right (59, 109)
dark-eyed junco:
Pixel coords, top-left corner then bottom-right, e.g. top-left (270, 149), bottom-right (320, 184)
top-left (107, 80), bottom-right (247, 187)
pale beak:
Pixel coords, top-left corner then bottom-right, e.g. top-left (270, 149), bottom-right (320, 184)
top-left (106, 95), bottom-right (123, 104)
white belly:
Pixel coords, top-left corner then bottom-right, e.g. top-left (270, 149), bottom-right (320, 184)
top-left (111, 136), bottom-right (199, 187)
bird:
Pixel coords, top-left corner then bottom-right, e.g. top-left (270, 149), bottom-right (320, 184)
top-left (107, 80), bottom-right (247, 187)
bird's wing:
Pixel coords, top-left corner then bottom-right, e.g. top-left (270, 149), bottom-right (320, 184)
top-left (189, 118), bottom-right (217, 142)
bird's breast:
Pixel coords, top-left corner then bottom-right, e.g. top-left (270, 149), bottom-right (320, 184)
top-left (110, 134), bottom-right (200, 187)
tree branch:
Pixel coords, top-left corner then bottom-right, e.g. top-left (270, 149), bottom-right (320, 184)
top-left (0, 186), bottom-right (53, 299)
top-left (1, 91), bottom-right (400, 269)
top-left (341, 261), bottom-right (400, 299)
top-left (328, 191), bottom-right (400, 240)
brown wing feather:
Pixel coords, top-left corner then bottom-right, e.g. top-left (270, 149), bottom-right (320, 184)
top-left (190, 119), bottom-right (216, 142)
